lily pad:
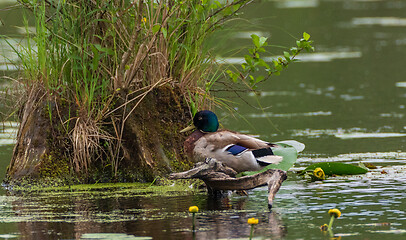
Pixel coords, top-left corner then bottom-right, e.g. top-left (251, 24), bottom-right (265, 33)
top-left (299, 162), bottom-right (368, 176)
top-left (237, 142), bottom-right (299, 177)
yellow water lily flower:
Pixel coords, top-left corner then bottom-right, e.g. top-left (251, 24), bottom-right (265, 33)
top-left (247, 217), bottom-right (259, 225)
top-left (328, 208), bottom-right (341, 218)
top-left (313, 167), bottom-right (325, 180)
top-left (320, 224), bottom-right (328, 231)
top-left (189, 206), bottom-right (199, 213)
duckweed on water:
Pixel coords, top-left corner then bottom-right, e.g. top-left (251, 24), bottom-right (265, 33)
top-left (8, 179), bottom-right (201, 195)
top-left (1, 180), bottom-right (204, 224)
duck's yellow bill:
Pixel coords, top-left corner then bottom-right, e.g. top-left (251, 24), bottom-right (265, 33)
top-left (180, 125), bottom-right (195, 133)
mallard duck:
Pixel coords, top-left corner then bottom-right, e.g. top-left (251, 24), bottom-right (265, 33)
top-left (181, 110), bottom-right (305, 173)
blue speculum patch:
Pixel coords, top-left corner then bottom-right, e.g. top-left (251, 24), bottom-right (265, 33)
top-left (226, 145), bottom-right (247, 155)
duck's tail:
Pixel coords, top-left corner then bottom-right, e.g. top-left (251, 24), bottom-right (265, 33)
top-left (252, 148), bottom-right (283, 166)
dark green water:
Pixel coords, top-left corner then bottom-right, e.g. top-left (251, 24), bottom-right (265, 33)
top-left (1, 0), bottom-right (405, 239)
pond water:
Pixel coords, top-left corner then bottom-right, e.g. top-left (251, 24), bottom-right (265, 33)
top-left (1, 0), bottom-right (406, 239)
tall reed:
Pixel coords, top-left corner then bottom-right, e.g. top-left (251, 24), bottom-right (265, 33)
top-left (12, 0), bottom-right (252, 178)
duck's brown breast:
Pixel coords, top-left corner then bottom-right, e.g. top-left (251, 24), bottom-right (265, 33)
top-left (184, 130), bottom-right (205, 158)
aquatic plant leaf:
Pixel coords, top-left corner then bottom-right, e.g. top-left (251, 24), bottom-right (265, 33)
top-left (300, 162), bottom-right (368, 176)
top-left (269, 142), bottom-right (299, 171)
top-left (237, 142), bottom-right (298, 177)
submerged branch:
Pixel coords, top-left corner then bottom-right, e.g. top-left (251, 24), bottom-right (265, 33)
top-left (169, 158), bottom-right (287, 209)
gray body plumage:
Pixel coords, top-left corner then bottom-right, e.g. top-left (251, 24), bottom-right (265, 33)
top-left (192, 130), bottom-right (283, 173)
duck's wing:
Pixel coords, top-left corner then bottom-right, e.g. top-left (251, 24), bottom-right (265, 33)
top-left (198, 130), bottom-right (270, 149)
top-left (194, 130), bottom-right (282, 172)
top-left (223, 144), bottom-right (282, 166)
top-left (232, 132), bottom-right (273, 149)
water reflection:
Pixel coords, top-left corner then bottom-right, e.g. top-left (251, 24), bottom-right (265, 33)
top-left (3, 187), bottom-right (290, 239)
top-left (196, 210), bottom-right (286, 239)
top-left (0, 0), bottom-right (18, 5)
top-left (233, 31), bottom-right (270, 39)
top-left (274, 0), bottom-right (319, 9)
top-left (396, 82), bottom-right (406, 88)
top-left (352, 17), bottom-right (406, 27)
top-left (8, 188), bottom-right (198, 239)
top-left (0, 122), bottom-right (18, 146)
top-left (1, 150), bottom-right (405, 239)
top-left (0, 38), bottom-right (33, 71)
top-left (217, 51), bottom-right (363, 64)
top-left (335, 132), bottom-right (406, 139)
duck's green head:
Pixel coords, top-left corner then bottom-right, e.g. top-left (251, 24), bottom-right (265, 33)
top-left (193, 110), bottom-right (219, 133)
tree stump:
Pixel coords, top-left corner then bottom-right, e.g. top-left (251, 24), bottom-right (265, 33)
top-left (5, 84), bottom-right (193, 184)
top-left (169, 158), bottom-right (287, 209)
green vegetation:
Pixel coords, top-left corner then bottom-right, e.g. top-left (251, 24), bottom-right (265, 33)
top-left (3, 0), bottom-right (313, 184)
top-left (300, 162), bottom-right (369, 179)
top-left (227, 32), bottom-right (314, 90)
top-left (10, 179), bottom-right (200, 194)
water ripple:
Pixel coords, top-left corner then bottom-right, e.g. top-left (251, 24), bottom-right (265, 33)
top-left (352, 17), bottom-right (406, 27)
top-left (247, 111), bottom-right (332, 118)
top-left (0, 122), bottom-right (18, 146)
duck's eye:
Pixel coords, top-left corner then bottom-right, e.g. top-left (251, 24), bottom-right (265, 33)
top-left (198, 117), bottom-right (202, 120)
